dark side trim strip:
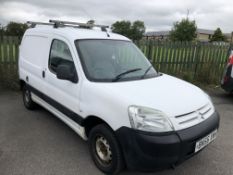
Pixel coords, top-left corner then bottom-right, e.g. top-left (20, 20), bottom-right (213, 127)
top-left (27, 84), bottom-right (84, 126)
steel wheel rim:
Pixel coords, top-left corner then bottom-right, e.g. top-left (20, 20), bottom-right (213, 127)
top-left (95, 135), bottom-right (112, 165)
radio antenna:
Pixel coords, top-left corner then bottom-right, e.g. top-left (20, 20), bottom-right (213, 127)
top-left (79, 6), bottom-right (93, 21)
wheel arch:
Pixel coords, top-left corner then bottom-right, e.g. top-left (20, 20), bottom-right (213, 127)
top-left (19, 79), bottom-right (26, 90)
top-left (82, 115), bottom-right (114, 138)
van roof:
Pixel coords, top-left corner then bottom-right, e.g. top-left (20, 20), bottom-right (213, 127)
top-left (25, 25), bottom-right (130, 41)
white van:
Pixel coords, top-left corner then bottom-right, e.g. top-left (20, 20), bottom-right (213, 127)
top-left (19, 20), bottom-right (220, 174)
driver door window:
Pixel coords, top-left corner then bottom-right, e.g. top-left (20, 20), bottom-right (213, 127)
top-left (49, 39), bottom-right (74, 74)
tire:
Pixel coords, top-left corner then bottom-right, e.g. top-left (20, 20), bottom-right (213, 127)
top-left (88, 124), bottom-right (124, 175)
top-left (22, 85), bottom-right (37, 110)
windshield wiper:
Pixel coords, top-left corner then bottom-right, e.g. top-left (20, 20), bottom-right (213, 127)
top-left (112, 68), bottom-right (142, 82)
top-left (141, 65), bottom-right (153, 79)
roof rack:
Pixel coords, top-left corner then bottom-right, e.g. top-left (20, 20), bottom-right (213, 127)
top-left (27, 21), bottom-right (54, 28)
top-left (27, 20), bottom-right (109, 32)
top-left (49, 20), bottom-right (109, 31)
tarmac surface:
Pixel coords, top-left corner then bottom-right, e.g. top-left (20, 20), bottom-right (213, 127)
top-left (0, 88), bottom-right (233, 175)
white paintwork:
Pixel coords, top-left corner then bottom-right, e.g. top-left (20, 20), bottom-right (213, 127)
top-left (31, 93), bottom-right (87, 140)
top-left (79, 74), bottom-right (214, 130)
top-left (43, 34), bottom-right (83, 120)
top-left (19, 34), bottom-right (50, 95)
top-left (19, 25), bottom-right (214, 140)
top-left (25, 25), bottom-right (129, 42)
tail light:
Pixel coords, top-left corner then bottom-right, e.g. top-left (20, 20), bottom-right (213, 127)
top-left (228, 51), bottom-right (233, 65)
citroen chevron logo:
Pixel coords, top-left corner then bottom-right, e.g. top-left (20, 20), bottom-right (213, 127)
top-left (199, 112), bottom-right (205, 120)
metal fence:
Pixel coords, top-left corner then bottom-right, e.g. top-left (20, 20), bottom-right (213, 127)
top-left (0, 36), bottom-right (231, 89)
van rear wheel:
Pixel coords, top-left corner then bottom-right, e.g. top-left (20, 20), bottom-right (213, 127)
top-left (22, 85), bottom-right (36, 110)
top-left (88, 124), bottom-right (124, 175)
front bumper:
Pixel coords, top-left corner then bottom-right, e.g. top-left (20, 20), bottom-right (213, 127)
top-left (116, 111), bottom-right (220, 172)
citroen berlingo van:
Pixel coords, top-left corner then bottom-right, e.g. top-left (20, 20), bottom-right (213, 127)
top-left (19, 20), bottom-right (220, 174)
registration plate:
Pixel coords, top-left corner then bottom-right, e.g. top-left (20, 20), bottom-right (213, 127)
top-left (195, 130), bottom-right (218, 153)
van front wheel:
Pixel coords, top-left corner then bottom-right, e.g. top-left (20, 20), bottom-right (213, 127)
top-left (22, 85), bottom-right (36, 110)
top-left (88, 124), bottom-right (124, 174)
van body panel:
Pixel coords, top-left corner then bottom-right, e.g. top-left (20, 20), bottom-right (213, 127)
top-left (80, 74), bottom-right (212, 131)
top-left (19, 34), bottom-right (50, 95)
top-left (31, 92), bottom-right (87, 140)
top-left (43, 34), bottom-right (82, 119)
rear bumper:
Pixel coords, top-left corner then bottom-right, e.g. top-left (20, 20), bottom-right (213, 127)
top-left (116, 111), bottom-right (220, 172)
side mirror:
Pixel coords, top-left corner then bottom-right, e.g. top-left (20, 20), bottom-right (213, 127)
top-left (56, 63), bottom-right (78, 83)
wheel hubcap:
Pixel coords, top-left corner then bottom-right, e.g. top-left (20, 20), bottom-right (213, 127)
top-left (95, 136), bottom-right (112, 165)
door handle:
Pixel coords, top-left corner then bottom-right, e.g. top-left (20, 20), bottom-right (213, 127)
top-left (42, 71), bottom-right (45, 78)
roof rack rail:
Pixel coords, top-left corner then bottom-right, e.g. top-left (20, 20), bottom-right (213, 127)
top-left (49, 19), bottom-right (109, 31)
top-left (27, 21), bottom-right (54, 28)
top-left (27, 20), bottom-right (109, 32)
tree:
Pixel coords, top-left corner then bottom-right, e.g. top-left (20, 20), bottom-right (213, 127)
top-left (210, 28), bottom-right (226, 42)
top-left (0, 24), bottom-right (5, 36)
top-left (130, 21), bottom-right (146, 41)
top-left (111, 21), bottom-right (131, 38)
top-left (170, 18), bottom-right (197, 41)
top-left (111, 20), bottom-right (145, 41)
top-left (5, 22), bottom-right (28, 36)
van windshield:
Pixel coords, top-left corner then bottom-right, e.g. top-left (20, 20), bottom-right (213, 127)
top-left (75, 40), bottom-right (157, 82)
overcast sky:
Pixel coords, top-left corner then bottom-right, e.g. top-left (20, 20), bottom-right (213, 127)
top-left (0, 0), bottom-right (233, 32)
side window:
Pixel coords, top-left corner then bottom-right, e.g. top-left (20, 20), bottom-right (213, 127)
top-left (49, 39), bottom-right (74, 73)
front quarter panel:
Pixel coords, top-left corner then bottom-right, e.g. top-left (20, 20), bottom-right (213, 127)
top-left (80, 81), bottom-right (132, 131)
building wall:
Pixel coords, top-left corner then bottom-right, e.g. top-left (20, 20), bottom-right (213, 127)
top-left (225, 34), bottom-right (232, 42)
top-left (145, 33), bottom-right (212, 42)
top-left (144, 35), bottom-right (169, 40)
top-left (145, 31), bottom-right (232, 42)
top-left (197, 33), bottom-right (212, 41)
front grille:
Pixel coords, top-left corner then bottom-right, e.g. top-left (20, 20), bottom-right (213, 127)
top-left (171, 103), bottom-right (214, 130)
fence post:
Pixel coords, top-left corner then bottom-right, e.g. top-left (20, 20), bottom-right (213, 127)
top-left (193, 41), bottom-right (201, 79)
top-left (147, 40), bottom-right (153, 61)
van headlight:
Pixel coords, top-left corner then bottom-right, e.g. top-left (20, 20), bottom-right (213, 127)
top-left (128, 106), bottom-right (174, 132)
